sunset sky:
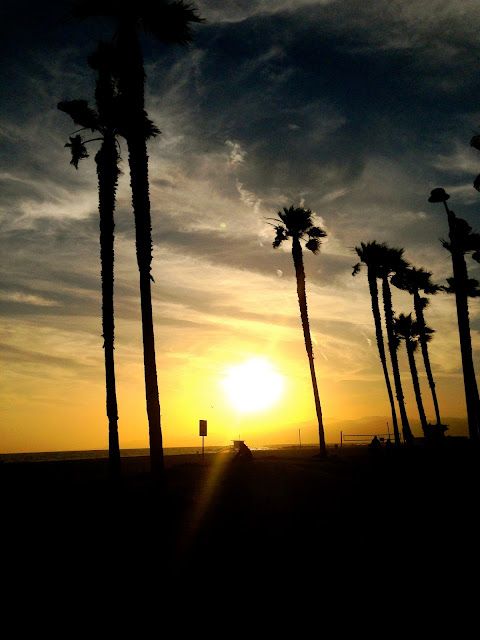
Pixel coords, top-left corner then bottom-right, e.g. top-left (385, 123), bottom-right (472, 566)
top-left (1, 0), bottom-right (480, 452)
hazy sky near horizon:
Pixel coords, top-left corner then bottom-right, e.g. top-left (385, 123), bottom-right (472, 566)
top-left (1, 0), bottom-right (480, 452)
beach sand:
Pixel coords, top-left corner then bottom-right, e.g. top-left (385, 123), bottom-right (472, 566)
top-left (2, 440), bottom-right (478, 610)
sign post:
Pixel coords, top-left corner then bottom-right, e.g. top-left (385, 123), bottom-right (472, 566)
top-left (199, 420), bottom-right (207, 461)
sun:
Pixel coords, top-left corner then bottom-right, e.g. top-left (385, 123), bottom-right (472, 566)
top-left (222, 359), bottom-right (283, 412)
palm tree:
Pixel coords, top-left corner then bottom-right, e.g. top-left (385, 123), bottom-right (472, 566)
top-left (428, 188), bottom-right (480, 441)
top-left (393, 313), bottom-right (431, 438)
top-left (68, 1), bottom-right (204, 479)
top-left (352, 241), bottom-right (401, 446)
top-left (270, 206), bottom-right (328, 457)
top-left (391, 267), bottom-right (443, 429)
top-left (378, 245), bottom-right (414, 445)
top-left (58, 42), bottom-right (123, 479)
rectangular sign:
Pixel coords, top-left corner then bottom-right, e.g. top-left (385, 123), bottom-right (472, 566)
top-left (199, 420), bottom-right (207, 437)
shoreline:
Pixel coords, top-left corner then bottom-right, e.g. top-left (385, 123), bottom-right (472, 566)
top-left (0, 442), bottom-right (325, 463)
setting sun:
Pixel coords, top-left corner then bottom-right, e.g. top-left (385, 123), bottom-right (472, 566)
top-left (222, 359), bottom-right (283, 412)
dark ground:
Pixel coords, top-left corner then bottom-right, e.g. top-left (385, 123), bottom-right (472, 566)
top-left (2, 439), bottom-right (479, 618)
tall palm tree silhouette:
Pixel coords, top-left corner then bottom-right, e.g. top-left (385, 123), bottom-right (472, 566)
top-left (428, 188), bottom-right (480, 441)
top-left (58, 42), bottom-right (124, 479)
top-left (271, 206), bottom-right (328, 457)
top-left (393, 313), bottom-right (431, 438)
top-left (391, 266), bottom-right (443, 430)
top-left (68, 1), bottom-right (203, 478)
top-left (352, 241), bottom-right (401, 446)
top-left (378, 245), bottom-right (414, 445)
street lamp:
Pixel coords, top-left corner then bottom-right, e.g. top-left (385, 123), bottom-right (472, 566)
top-left (428, 187), bottom-right (480, 441)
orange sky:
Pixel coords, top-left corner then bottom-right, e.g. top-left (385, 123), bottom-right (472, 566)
top-left (1, 231), bottom-right (474, 452)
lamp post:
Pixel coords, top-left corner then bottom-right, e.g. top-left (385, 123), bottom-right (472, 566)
top-left (428, 187), bottom-right (455, 231)
top-left (428, 188), bottom-right (480, 441)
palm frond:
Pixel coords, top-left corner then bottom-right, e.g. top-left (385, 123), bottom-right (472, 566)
top-left (471, 134), bottom-right (480, 151)
top-left (272, 225), bottom-right (287, 249)
top-left (305, 238), bottom-right (320, 254)
top-left (63, 1), bottom-right (118, 22)
top-left (442, 277), bottom-right (480, 297)
top-left (420, 324), bottom-right (435, 342)
top-left (352, 262), bottom-right (361, 276)
top-left (393, 313), bottom-right (418, 345)
top-left (391, 333), bottom-right (401, 351)
top-left (58, 99), bottom-right (100, 131)
top-left (442, 277), bottom-right (455, 294)
top-left (440, 237), bottom-right (451, 252)
top-left (354, 240), bottom-right (389, 268)
top-left (444, 217), bottom-right (480, 255)
top-left (392, 266), bottom-right (440, 296)
top-left (65, 1), bottom-right (204, 48)
top-left (65, 135), bottom-right (89, 169)
top-left (419, 296), bottom-right (429, 310)
top-left (143, 115), bottom-right (161, 139)
top-left (308, 226), bottom-right (327, 239)
top-left (143, 1), bottom-right (204, 46)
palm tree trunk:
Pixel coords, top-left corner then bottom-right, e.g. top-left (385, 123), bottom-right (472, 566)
top-left (117, 22), bottom-right (164, 477)
top-left (413, 290), bottom-right (442, 427)
top-left (405, 342), bottom-right (429, 437)
top-left (445, 208), bottom-right (480, 441)
top-left (127, 134), bottom-right (164, 478)
top-left (96, 136), bottom-right (121, 480)
top-left (368, 270), bottom-right (401, 446)
top-left (292, 237), bottom-right (327, 456)
top-left (382, 277), bottom-right (414, 444)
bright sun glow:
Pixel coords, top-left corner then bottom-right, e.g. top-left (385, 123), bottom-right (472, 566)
top-left (222, 359), bottom-right (283, 412)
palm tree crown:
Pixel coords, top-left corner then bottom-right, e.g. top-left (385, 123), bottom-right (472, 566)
top-left (391, 266), bottom-right (440, 297)
top-left (68, 1), bottom-right (203, 46)
top-left (353, 240), bottom-right (389, 275)
top-left (393, 313), bottom-right (433, 350)
top-left (441, 216), bottom-right (480, 260)
top-left (271, 205), bottom-right (327, 253)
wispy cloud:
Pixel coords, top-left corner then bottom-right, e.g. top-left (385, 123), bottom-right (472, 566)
top-left (226, 140), bottom-right (247, 168)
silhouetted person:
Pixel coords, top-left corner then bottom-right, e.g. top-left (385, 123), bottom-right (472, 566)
top-left (369, 436), bottom-right (382, 451)
top-left (234, 442), bottom-right (253, 461)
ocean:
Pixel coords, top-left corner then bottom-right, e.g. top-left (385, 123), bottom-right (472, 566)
top-left (0, 444), bottom-right (300, 463)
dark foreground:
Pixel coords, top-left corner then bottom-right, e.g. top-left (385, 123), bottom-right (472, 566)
top-left (2, 439), bottom-right (479, 615)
